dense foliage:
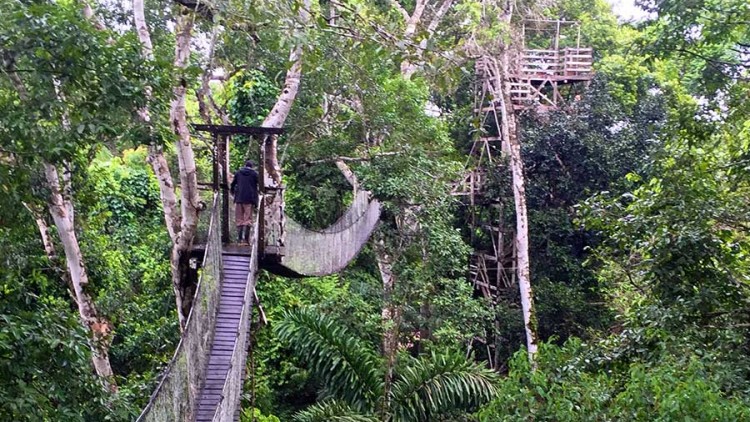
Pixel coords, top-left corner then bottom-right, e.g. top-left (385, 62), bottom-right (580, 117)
top-left (1, 0), bottom-right (749, 420)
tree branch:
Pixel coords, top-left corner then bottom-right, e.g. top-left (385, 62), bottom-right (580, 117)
top-left (172, 0), bottom-right (214, 20)
top-left (2, 53), bottom-right (29, 102)
top-left (306, 152), bottom-right (399, 165)
top-left (196, 24), bottom-right (228, 125)
top-left (427, 0), bottom-right (453, 34)
top-left (389, 0), bottom-right (410, 21)
top-left (404, 0), bottom-right (427, 39)
top-left (335, 160), bottom-right (359, 192)
top-left (674, 48), bottom-right (750, 78)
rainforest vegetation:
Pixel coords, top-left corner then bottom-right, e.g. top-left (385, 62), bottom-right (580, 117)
top-left (1, 0), bottom-right (749, 420)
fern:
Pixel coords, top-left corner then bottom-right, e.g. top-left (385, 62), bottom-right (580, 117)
top-left (275, 308), bottom-right (384, 411)
top-left (278, 308), bottom-right (499, 422)
top-left (388, 351), bottom-right (499, 422)
top-left (292, 400), bottom-right (378, 422)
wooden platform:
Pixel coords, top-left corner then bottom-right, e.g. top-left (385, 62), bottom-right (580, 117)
top-left (195, 252), bottom-right (251, 422)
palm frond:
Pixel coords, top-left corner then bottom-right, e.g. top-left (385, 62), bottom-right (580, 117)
top-left (275, 308), bottom-right (384, 411)
top-left (293, 400), bottom-right (379, 422)
top-left (389, 351), bottom-right (499, 422)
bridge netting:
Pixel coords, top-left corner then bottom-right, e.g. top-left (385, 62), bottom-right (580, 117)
top-left (279, 190), bottom-right (380, 276)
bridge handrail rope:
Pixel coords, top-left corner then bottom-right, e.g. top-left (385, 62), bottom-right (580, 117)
top-left (286, 190), bottom-right (376, 236)
top-left (210, 198), bottom-right (262, 421)
top-left (137, 193), bottom-right (222, 422)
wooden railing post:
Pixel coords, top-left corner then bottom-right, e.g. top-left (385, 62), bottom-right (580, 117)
top-left (258, 135), bottom-right (266, 257)
top-left (219, 135), bottom-right (230, 243)
top-left (212, 133), bottom-right (219, 192)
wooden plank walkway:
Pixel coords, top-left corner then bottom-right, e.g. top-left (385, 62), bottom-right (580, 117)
top-left (195, 251), bottom-right (251, 422)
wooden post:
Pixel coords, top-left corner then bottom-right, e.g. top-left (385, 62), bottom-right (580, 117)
top-left (554, 20), bottom-right (560, 51)
top-left (257, 135), bottom-right (266, 256)
top-left (212, 133), bottom-right (219, 192)
top-left (219, 135), bottom-right (230, 243)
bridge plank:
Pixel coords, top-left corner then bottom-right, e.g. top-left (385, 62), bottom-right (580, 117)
top-left (214, 324), bottom-right (239, 331)
top-left (221, 289), bottom-right (245, 294)
top-left (215, 320), bottom-right (240, 325)
top-left (217, 312), bottom-right (242, 317)
top-left (220, 291), bottom-right (246, 296)
top-left (215, 324), bottom-right (240, 329)
top-left (221, 296), bottom-right (245, 301)
top-left (218, 308), bottom-right (243, 315)
top-left (223, 261), bottom-right (250, 267)
top-left (220, 294), bottom-right (245, 299)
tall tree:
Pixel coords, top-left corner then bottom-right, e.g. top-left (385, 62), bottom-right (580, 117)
top-left (131, 0), bottom-right (204, 329)
top-left (467, 0), bottom-right (539, 361)
top-left (6, 74), bottom-right (115, 383)
top-left (496, 12), bottom-right (540, 358)
top-left (0, 0), bottom-right (149, 388)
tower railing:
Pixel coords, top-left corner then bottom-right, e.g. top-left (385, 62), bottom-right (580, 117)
top-left (517, 48), bottom-right (593, 80)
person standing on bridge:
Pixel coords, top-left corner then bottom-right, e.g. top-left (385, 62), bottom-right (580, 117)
top-left (230, 160), bottom-right (259, 244)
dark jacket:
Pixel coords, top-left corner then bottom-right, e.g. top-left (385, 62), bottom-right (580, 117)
top-left (230, 167), bottom-right (258, 206)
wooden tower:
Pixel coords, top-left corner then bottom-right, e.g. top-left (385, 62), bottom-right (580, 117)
top-left (454, 19), bottom-right (593, 367)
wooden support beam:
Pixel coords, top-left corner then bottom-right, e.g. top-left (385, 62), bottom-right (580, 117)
top-left (219, 135), bottom-right (230, 243)
top-left (192, 124), bottom-right (284, 136)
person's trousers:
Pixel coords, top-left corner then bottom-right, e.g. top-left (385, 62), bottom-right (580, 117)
top-left (235, 203), bottom-right (254, 226)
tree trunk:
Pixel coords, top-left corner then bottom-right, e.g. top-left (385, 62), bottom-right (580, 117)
top-left (44, 163), bottom-right (116, 390)
top-left (376, 244), bottom-right (399, 421)
top-left (259, 50), bottom-right (301, 252)
top-left (262, 49), bottom-right (303, 131)
top-left (259, 0), bottom-right (310, 132)
top-left (147, 147), bottom-right (181, 242)
top-left (132, 0), bottom-right (153, 60)
top-left (6, 49), bottom-right (116, 389)
top-left (133, 0), bottom-right (181, 244)
top-left (169, 13), bottom-right (201, 330)
top-left (401, 0), bottom-right (454, 79)
top-left (473, 0), bottom-right (538, 364)
top-left (495, 53), bottom-right (538, 360)
top-left (259, 0), bottom-right (311, 254)
top-left (133, 0), bottom-right (196, 328)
